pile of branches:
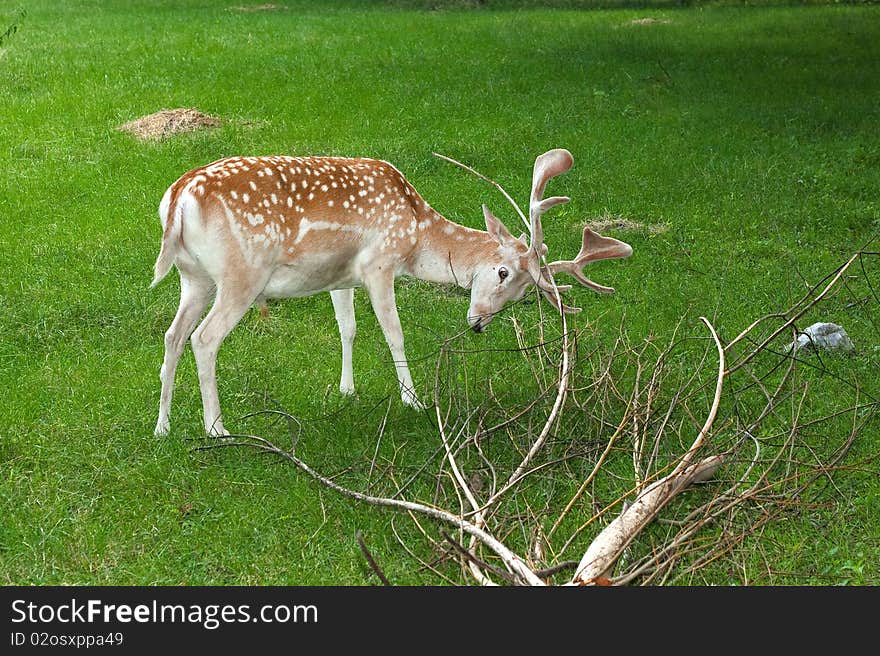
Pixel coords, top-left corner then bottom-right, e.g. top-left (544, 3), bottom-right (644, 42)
top-left (201, 246), bottom-right (878, 585)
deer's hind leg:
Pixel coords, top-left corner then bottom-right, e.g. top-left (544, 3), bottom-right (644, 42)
top-left (155, 273), bottom-right (213, 437)
top-left (190, 274), bottom-right (269, 436)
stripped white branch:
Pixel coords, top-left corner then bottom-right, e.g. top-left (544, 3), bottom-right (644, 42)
top-left (434, 403), bottom-right (497, 585)
top-left (571, 455), bottom-right (724, 584)
top-left (432, 152), bottom-right (529, 230)
top-left (571, 316), bottom-right (726, 584)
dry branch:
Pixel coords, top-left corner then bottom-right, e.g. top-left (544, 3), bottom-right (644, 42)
top-left (356, 531), bottom-right (391, 586)
top-left (571, 455), bottom-right (724, 584)
top-left (200, 434), bottom-right (545, 585)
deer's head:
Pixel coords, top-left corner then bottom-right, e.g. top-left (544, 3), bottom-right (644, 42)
top-left (466, 149), bottom-right (633, 333)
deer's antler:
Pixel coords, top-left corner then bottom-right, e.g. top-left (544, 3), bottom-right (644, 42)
top-left (538, 226), bottom-right (634, 313)
top-left (522, 150), bottom-right (634, 314)
top-left (523, 149), bottom-right (575, 300)
top-left (434, 148), bottom-right (633, 315)
top-left (528, 148), bottom-right (574, 256)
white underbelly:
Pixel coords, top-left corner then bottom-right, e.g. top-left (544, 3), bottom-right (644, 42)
top-left (260, 260), bottom-right (360, 298)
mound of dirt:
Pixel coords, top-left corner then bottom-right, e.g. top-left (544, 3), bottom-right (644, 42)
top-left (585, 216), bottom-right (669, 236)
top-left (629, 18), bottom-right (671, 26)
top-left (230, 3), bottom-right (287, 11)
top-left (117, 108), bottom-right (221, 141)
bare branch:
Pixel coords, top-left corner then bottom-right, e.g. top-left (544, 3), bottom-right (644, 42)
top-left (725, 252), bottom-right (861, 374)
top-left (220, 251), bottom-right (878, 587)
top-left (356, 530), bottom-right (391, 586)
top-left (571, 455), bottom-right (724, 584)
top-left (432, 152), bottom-right (529, 230)
top-left (220, 434), bottom-right (545, 586)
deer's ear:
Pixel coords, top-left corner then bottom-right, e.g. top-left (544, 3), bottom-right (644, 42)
top-left (482, 205), bottom-right (515, 244)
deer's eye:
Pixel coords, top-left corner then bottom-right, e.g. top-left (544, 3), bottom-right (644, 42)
top-left (498, 267), bottom-right (509, 282)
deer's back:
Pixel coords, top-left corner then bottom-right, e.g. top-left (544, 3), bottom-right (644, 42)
top-left (166, 155), bottom-right (431, 294)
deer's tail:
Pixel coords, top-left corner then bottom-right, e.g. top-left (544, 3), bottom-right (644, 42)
top-left (150, 187), bottom-right (183, 289)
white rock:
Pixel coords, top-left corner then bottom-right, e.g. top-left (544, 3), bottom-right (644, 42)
top-left (789, 322), bottom-right (854, 353)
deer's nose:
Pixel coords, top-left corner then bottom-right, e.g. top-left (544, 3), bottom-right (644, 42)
top-left (470, 316), bottom-right (488, 333)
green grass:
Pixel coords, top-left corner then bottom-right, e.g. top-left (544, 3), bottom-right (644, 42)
top-left (1, 1), bottom-right (878, 585)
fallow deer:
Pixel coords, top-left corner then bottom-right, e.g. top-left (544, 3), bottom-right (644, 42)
top-left (151, 148), bottom-right (632, 436)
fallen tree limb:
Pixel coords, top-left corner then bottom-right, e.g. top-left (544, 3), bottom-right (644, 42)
top-left (571, 454), bottom-right (724, 584)
top-left (571, 317), bottom-right (726, 584)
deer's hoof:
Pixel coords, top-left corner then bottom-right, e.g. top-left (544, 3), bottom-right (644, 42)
top-left (402, 393), bottom-right (427, 412)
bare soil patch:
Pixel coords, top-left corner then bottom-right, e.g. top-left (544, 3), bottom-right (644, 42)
top-left (117, 108), bottom-right (221, 141)
top-left (629, 18), bottom-right (671, 26)
top-left (229, 4), bottom-right (287, 11)
top-left (584, 215), bottom-right (669, 236)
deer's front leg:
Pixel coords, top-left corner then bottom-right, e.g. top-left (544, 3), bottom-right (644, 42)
top-left (363, 269), bottom-right (425, 410)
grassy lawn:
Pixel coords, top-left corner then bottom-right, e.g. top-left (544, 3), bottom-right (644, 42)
top-left (1, 0), bottom-right (878, 585)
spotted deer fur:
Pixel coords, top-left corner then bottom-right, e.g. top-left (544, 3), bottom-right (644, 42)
top-left (151, 150), bottom-right (632, 436)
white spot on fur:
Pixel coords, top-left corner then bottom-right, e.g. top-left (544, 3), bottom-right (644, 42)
top-left (294, 217), bottom-right (363, 244)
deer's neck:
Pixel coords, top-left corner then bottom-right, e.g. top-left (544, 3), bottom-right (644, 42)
top-left (402, 209), bottom-right (493, 289)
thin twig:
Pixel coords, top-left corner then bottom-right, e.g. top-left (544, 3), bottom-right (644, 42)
top-left (432, 152), bottom-right (529, 230)
top-left (356, 530), bottom-right (391, 586)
